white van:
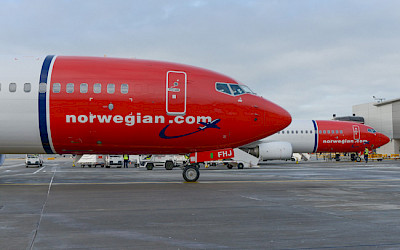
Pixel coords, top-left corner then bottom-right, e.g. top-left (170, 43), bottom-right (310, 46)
top-left (105, 155), bottom-right (124, 168)
top-left (25, 154), bottom-right (43, 168)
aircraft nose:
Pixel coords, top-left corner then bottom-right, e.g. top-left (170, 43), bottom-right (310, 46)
top-left (377, 133), bottom-right (390, 147)
top-left (261, 98), bottom-right (292, 135)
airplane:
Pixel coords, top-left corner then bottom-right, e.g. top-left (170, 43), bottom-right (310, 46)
top-left (0, 55), bottom-right (291, 181)
top-left (241, 120), bottom-right (390, 161)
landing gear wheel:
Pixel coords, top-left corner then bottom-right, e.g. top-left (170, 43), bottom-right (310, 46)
top-left (356, 157), bottom-right (361, 162)
top-left (227, 164), bottom-right (233, 169)
top-left (183, 165), bottom-right (200, 182)
top-left (237, 163), bottom-right (244, 169)
top-left (165, 161), bottom-right (174, 170)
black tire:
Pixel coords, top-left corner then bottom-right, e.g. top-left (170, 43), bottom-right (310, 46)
top-left (165, 161), bottom-right (174, 170)
top-left (106, 165), bottom-right (110, 168)
top-left (237, 163), bottom-right (244, 169)
top-left (227, 164), bottom-right (233, 169)
top-left (26, 165), bottom-right (28, 168)
top-left (146, 163), bottom-right (154, 170)
top-left (183, 165), bottom-right (200, 182)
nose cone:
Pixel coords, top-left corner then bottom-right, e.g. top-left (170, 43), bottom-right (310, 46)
top-left (377, 133), bottom-right (390, 147)
top-left (262, 98), bottom-right (292, 136)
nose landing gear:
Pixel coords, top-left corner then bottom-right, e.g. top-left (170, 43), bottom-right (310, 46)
top-left (182, 164), bottom-right (200, 182)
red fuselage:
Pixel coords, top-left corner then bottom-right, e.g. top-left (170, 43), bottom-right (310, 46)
top-left (31, 56), bottom-right (291, 154)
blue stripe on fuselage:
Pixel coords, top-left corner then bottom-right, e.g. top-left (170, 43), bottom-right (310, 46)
top-left (38, 55), bottom-right (55, 154)
top-left (312, 120), bottom-right (318, 153)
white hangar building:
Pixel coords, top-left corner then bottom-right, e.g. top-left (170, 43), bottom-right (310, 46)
top-left (353, 98), bottom-right (400, 155)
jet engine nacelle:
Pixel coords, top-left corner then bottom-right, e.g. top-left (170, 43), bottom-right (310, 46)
top-left (249, 141), bottom-right (293, 160)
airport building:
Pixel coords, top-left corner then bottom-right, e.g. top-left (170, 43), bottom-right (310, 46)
top-left (352, 98), bottom-right (400, 155)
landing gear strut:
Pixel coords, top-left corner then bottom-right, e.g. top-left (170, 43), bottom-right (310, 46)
top-left (182, 164), bottom-right (200, 182)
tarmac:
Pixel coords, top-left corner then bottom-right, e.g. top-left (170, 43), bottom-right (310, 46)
top-left (2, 158), bottom-right (400, 249)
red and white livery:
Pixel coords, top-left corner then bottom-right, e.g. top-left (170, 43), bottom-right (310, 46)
top-left (0, 55), bottom-right (291, 181)
top-left (243, 120), bottom-right (390, 160)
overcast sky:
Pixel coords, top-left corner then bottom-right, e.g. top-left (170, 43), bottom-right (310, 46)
top-left (1, 0), bottom-right (399, 119)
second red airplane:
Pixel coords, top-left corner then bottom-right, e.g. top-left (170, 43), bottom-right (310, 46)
top-left (242, 120), bottom-right (390, 161)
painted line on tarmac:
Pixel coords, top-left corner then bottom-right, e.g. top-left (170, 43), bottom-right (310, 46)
top-left (3, 178), bottom-right (400, 186)
top-left (33, 166), bottom-right (46, 174)
top-left (1, 163), bottom-right (25, 170)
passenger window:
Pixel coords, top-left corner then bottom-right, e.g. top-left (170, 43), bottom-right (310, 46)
top-left (107, 83), bottom-right (115, 94)
top-left (336, 130), bottom-right (339, 134)
top-left (327, 130), bottom-right (330, 134)
top-left (296, 130), bottom-right (298, 134)
top-left (340, 130), bottom-right (343, 134)
top-left (9, 83), bottom-right (16, 92)
top-left (282, 131), bottom-right (284, 134)
top-left (323, 130), bottom-right (326, 134)
top-left (216, 83), bottom-right (232, 95)
top-left (94, 83), bottom-right (101, 94)
top-left (39, 83), bottom-right (46, 93)
top-left (310, 130), bottom-right (313, 134)
top-left (24, 83), bottom-right (31, 93)
top-left (0, 83), bottom-right (2, 92)
top-left (66, 83), bottom-right (74, 93)
top-left (121, 84), bottom-right (129, 94)
top-left (53, 83), bottom-right (61, 93)
top-left (332, 130), bottom-right (334, 134)
top-left (229, 84), bottom-right (245, 96)
top-left (80, 83), bottom-right (88, 93)
top-left (301, 130), bottom-right (303, 134)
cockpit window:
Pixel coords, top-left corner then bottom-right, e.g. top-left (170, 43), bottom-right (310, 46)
top-left (367, 128), bottom-right (376, 133)
top-left (240, 85), bottom-right (255, 94)
top-left (230, 84), bottom-right (245, 96)
top-left (216, 82), bottom-right (255, 96)
top-left (216, 83), bottom-right (232, 95)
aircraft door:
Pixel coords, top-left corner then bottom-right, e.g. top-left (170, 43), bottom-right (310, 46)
top-left (166, 71), bottom-right (187, 115)
top-left (353, 125), bottom-right (360, 140)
